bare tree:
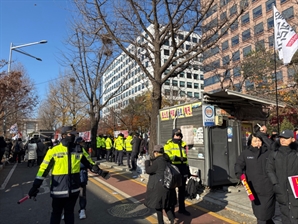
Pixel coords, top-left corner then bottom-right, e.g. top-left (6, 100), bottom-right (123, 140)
top-left (39, 73), bottom-right (88, 131)
top-left (61, 19), bottom-right (125, 150)
top-left (0, 65), bottom-right (38, 137)
top-left (73, 0), bottom-right (246, 152)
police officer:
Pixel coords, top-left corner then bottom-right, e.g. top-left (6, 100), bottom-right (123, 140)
top-left (125, 132), bottom-right (133, 169)
top-left (114, 133), bottom-right (125, 166)
top-left (164, 128), bottom-right (191, 216)
top-left (105, 135), bottom-right (113, 162)
top-left (28, 126), bottom-right (110, 224)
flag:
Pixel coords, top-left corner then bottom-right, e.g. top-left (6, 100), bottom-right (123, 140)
top-left (9, 123), bottom-right (18, 134)
top-left (273, 5), bottom-right (298, 64)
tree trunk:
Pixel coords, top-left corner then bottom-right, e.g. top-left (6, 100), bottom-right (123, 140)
top-left (149, 81), bottom-right (162, 154)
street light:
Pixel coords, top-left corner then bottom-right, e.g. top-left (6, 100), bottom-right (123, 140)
top-left (4, 40), bottom-right (47, 136)
top-left (7, 40), bottom-right (47, 73)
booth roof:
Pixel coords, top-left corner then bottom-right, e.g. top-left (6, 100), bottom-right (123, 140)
top-left (203, 89), bottom-right (286, 108)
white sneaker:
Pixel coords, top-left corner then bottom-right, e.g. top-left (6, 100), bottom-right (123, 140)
top-left (79, 209), bottom-right (86, 219)
top-left (61, 214), bottom-right (64, 220)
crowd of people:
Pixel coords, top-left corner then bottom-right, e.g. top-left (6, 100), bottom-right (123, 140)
top-left (0, 136), bottom-right (52, 166)
top-left (235, 124), bottom-right (298, 224)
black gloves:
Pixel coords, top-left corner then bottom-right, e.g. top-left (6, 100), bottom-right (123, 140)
top-left (98, 169), bottom-right (110, 180)
top-left (91, 165), bottom-right (99, 173)
top-left (91, 165), bottom-right (110, 179)
top-left (28, 185), bottom-right (39, 199)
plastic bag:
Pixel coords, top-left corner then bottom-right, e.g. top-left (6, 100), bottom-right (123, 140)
top-left (136, 156), bottom-right (146, 174)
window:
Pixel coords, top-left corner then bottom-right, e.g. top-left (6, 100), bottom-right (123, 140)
top-left (281, 0), bottom-right (289, 4)
top-left (232, 35), bottom-right (239, 46)
top-left (178, 34), bottom-right (184, 40)
top-left (230, 5), bottom-right (237, 16)
top-left (242, 29), bottom-right (251, 41)
top-left (193, 74), bottom-right (198, 80)
top-left (222, 55), bottom-right (230, 65)
top-left (231, 20), bottom-right (239, 31)
top-left (172, 80), bottom-right (178, 86)
top-left (165, 80), bottom-right (170, 85)
top-left (194, 83), bottom-right (199, 89)
top-left (241, 12), bottom-right (250, 25)
top-left (180, 72), bottom-right (184, 78)
top-left (266, 0), bottom-right (275, 11)
top-left (243, 45), bottom-right (252, 57)
top-left (164, 49), bottom-right (169, 56)
top-left (245, 80), bottom-right (254, 90)
top-left (221, 26), bottom-right (228, 36)
top-left (173, 90), bottom-right (178, 97)
top-left (165, 89), bottom-right (170, 96)
top-left (186, 36), bottom-right (190, 41)
top-left (272, 71), bottom-right (283, 81)
top-left (201, 84), bottom-right (204, 89)
top-left (187, 73), bottom-right (192, 79)
top-left (163, 40), bottom-right (169, 46)
top-left (233, 67), bottom-right (241, 77)
top-left (220, 0), bottom-right (230, 6)
top-left (288, 68), bottom-right (295, 78)
top-left (187, 92), bottom-right (192, 98)
top-left (204, 75), bottom-right (220, 87)
top-left (282, 7), bottom-right (294, 20)
top-left (180, 81), bottom-right (185, 87)
top-left (220, 12), bottom-right (227, 21)
top-left (180, 91), bottom-right (186, 97)
top-left (267, 17), bottom-right (274, 29)
top-left (253, 5), bottom-right (262, 19)
top-left (256, 40), bottom-right (265, 50)
top-left (192, 37), bottom-right (198, 43)
top-left (194, 92), bottom-right (200, 98)
top-left (200, 75), bottom-right (204, 80)
top-left (186, 44), bottom-right (190, 50)
top-left (254, 22), bottom-right (264, 35)
top-left (222, 40), bottom-right (229, 51)
top-left (206, 4), bottom-right (217, 18)
top-left (187, 82), bottom-right (192, 88)
top-left (232, 50), bottom-right (240, 62)
top-left (268, 35), bottom-right (274, 47)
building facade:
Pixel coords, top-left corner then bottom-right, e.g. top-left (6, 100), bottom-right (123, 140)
top-left (102, 26), bottom-right (204, 115)
top-left (203, 0), bottom-right (298, 93)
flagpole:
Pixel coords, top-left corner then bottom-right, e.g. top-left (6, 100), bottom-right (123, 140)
top-left (273, 4), bottom-right (280, 133)
top-left (274, 48), bottom-right (279, 134)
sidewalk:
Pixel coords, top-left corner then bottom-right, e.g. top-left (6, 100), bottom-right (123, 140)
top-left (96, 156), bottom-right (256, 221)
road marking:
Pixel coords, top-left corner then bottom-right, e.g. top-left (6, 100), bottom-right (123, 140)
top-left (0, 163), bottom-right (17, 190)
top-left (96, 167), bottom-right (239, 224)
top-left (89, 175), bottom-right (157, 223)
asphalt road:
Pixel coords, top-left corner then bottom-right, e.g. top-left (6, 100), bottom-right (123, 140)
top-left (0, 161), bottom-right (252, 224)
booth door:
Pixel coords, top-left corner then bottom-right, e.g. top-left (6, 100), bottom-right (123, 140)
top-left (209, 126), bottom-right (234, 186)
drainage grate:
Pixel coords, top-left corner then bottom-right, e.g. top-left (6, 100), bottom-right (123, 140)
top-left (107, 203), bottom-right (151, 218)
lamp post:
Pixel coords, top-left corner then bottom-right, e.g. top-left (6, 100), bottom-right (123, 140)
top-left (7, 40), bottom-right (47, 73)
top-left (4, 40), bottom-right (47, 136)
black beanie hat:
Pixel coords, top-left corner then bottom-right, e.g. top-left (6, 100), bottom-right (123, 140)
top-left (172, 128), bottom-right (183, 138)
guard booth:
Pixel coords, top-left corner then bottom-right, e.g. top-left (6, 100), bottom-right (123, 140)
top-left (157, 89), bottom-right (285, 187)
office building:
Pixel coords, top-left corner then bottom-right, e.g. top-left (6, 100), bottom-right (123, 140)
top-left (102, 26), bottom-right (204, 115)
top-left (203, 0), bottom-right (298, 93)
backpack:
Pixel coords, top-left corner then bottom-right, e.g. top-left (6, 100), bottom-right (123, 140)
top-left (164, 163), bottom-right (182, 189)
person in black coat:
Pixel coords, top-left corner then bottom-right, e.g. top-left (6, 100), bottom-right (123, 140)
top-left (144, 145), bottom-right (177, 224)
top-left (235, 133), bottom-right (275, 224)
top-left (130, 133), bottom-right (141, 171)
top-left (0, 136), bottom-right (7, 165)
top-left (266, 130), bottom-right (298, 224)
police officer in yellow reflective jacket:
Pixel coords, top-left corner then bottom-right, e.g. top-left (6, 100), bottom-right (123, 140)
top-left (28, 126), bottom-right (110, 224)
top-left (164, 128), bottom-right (191, 216)
top-left (124, 132), bottom-right (133, 169)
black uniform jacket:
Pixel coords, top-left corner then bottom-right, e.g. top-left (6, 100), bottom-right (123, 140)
top-left (266, 142), bottom-right (298, 221)
top-left (235, 145), bottom-right (275, 220)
